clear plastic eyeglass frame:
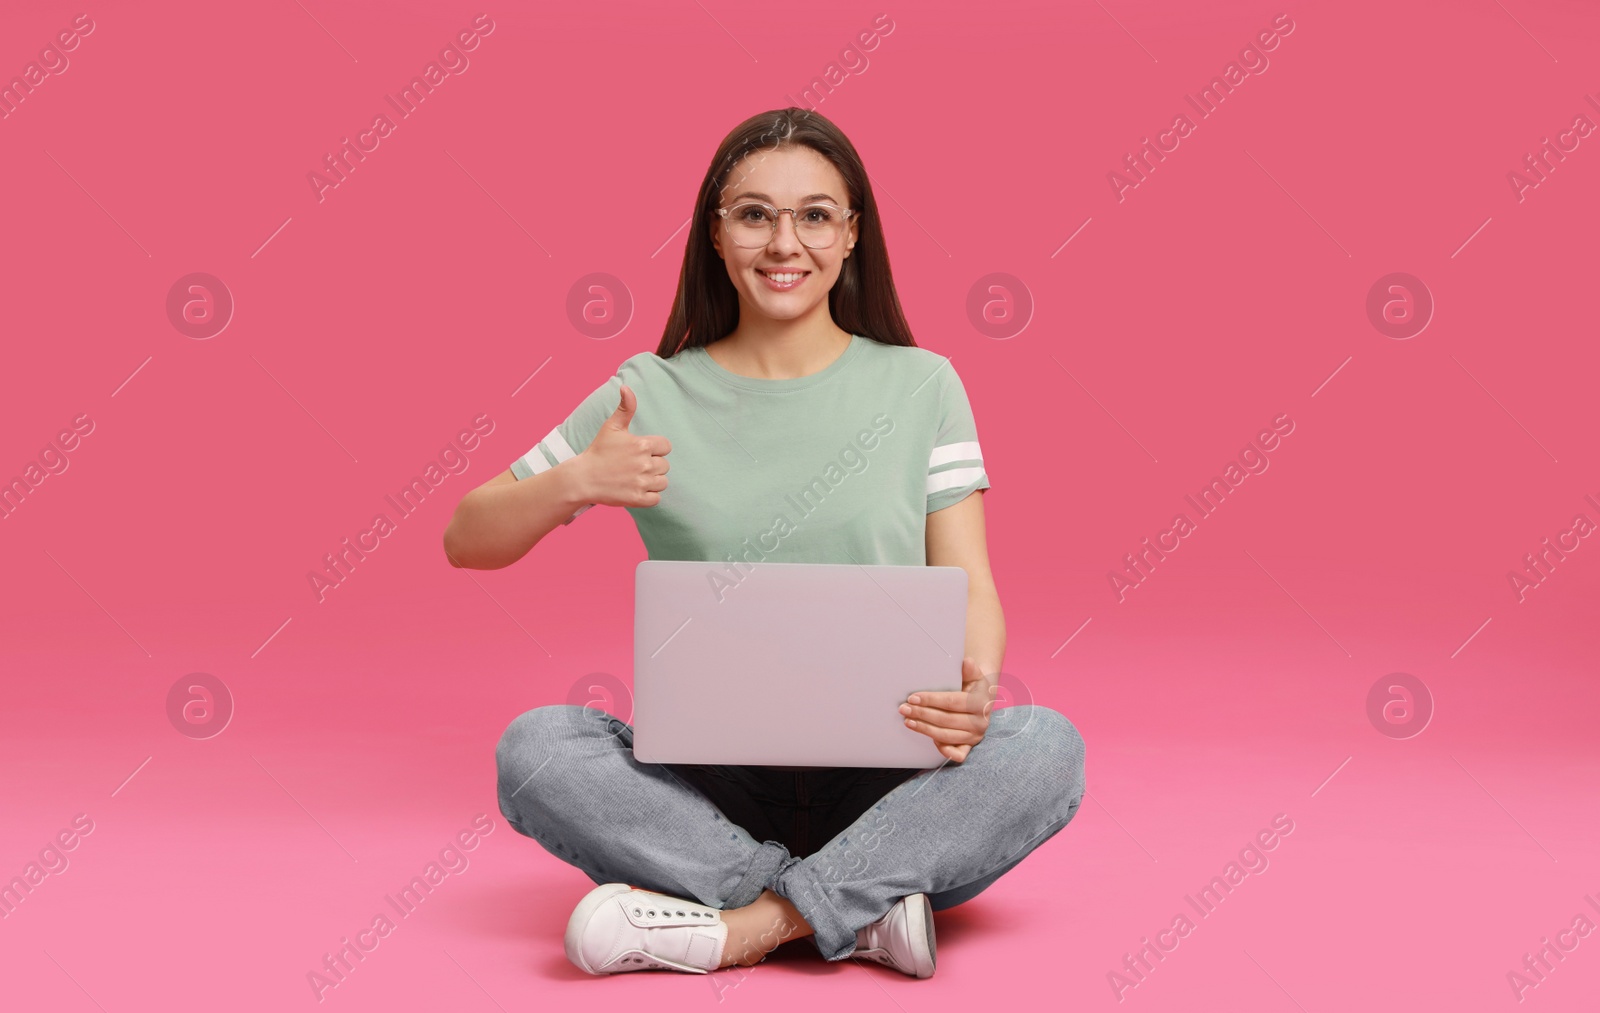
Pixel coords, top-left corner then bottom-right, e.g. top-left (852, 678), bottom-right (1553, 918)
top-left (715, 201), bottom-right (858, 249)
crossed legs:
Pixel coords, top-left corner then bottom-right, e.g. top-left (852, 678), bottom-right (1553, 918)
top-left (496, 702), bottom-right (1085, 962)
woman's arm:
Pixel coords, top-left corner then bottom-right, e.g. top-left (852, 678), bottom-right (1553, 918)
top-left (442, 461), bottom-right (591, 570)
top-left (443, 385), bottom-right (672, 570)
top-left (903, 489), bottom-right (1005, 762)
top-left (927, 489), bottom-right (1005, 687)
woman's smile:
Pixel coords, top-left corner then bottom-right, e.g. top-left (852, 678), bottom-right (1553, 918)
top-left (756, 267), bottom-right (810, 291)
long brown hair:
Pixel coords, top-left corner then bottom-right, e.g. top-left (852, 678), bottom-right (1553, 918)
top-left (655, 107), bottom-right (916, 357)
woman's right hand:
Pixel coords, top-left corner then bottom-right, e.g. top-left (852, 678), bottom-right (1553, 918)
top-left (571, 384), bottom-right (671, 508)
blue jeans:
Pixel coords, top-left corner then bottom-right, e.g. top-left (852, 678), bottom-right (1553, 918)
top-left (495, 703), bottom-right (1086, 961)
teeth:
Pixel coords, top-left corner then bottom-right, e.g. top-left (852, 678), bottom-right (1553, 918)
top-left (763, 271), bottom-right (805, 283)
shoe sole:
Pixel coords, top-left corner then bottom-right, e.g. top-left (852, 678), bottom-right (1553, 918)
top-left (564, 883), bottom-right (635, 974)
top-left (905, 893), bottom-right (936, 979)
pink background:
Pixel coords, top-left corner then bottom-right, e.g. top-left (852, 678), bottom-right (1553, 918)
top-left (3, 1), bottom-right (1599, 1010)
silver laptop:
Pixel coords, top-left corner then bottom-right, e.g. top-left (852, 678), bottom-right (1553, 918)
top-left (631, 559), bottom-right (968, 768)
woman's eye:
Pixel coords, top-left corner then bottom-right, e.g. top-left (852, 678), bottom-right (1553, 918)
top-left (801, 206), bottom-right (835, 223)
top-left (738, 205), bottom-right (771, 222)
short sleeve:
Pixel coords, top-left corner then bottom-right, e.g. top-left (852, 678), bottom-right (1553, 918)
top-left (508, 372), bottom-right (624, 525)
top-left (925, 365), bottom-right (991, 514)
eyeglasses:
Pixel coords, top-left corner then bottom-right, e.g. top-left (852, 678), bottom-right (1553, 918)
top-left (716, 200), bottom-right (857, 249)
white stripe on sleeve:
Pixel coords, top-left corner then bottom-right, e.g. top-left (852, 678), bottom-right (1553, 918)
top-left (544, 428), bottom-right (579, 463)
top-left (926, 467), bottom-right (987, 495)
top-left (515, 446), bottom-right (553, 476)
top-left (512, 428), bottom-right (593, 524)
top-left (928, 440), bottom-right (983, 469)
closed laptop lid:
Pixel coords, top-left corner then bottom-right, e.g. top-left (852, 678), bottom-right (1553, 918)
top-left (632, 559), bottom-right (967, 767)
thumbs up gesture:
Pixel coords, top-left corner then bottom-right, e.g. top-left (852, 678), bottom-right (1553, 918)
top-left (573, 384), bottom-right (672, 508)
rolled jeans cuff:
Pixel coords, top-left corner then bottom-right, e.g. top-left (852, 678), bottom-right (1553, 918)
top-left (725, 839), bottom-right (794, 910)
top-left (771, 861), bottom-right (858, 961)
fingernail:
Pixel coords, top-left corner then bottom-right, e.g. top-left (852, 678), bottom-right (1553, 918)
top-left (898, 704), bottom-right (911, 715)
top-left (909, 694), bottom-right (921, 704)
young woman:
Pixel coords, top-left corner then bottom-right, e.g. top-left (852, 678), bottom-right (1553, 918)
top-left (443, 108), bottom-right (1086, 979)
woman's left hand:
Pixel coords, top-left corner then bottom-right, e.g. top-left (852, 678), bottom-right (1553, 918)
top-left (899, 657), bottom-right (996, 764)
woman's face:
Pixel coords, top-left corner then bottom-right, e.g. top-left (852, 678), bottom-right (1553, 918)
top-left (710, 144), bottom-right (858, 326)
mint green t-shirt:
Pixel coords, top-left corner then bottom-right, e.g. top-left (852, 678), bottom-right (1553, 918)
top-left (507, 334), bottom-right (990, 567)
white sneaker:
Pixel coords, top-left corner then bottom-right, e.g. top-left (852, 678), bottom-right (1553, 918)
top-left (854, 893), bottom-right (936, 978)
top-left (564, 883), bottom-right (729, 974)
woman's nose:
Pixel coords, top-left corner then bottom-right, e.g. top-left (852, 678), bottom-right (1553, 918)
top-left (768, 211), bottom-right (803, 251)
